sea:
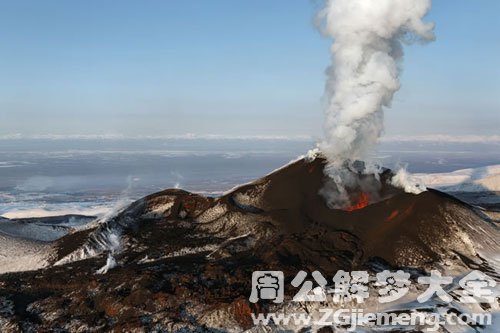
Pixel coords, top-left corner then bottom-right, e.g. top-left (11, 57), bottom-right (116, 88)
top-left (1, 138), bottom-right (499, 219)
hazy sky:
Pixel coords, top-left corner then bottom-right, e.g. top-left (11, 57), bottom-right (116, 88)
top-left (0, 0), bottom-right (498, 138)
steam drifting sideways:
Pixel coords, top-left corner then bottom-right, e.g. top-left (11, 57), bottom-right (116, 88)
top-left (315, 0), bottom-right (435, 208)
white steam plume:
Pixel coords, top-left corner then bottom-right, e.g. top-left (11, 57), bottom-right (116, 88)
top-left (317, 0), bottom-right (435, 165)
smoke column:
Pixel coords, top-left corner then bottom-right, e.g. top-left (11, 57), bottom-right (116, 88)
top-left (317, 0), bottom-right (435, 165)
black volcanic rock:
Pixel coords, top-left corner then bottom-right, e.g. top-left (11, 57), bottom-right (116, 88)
top-left (0, 156), bottom-right (498, 332)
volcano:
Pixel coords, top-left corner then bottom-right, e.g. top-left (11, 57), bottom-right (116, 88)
top-left (0, 155), bottom-right (498, 332)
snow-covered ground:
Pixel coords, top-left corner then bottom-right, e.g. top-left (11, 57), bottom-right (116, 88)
top-left (412, 165), bottom-right (500, 211)
top-left (414, 165), bottom-right (500, 192)
top-left (0, 231), bottom-right (52, 274)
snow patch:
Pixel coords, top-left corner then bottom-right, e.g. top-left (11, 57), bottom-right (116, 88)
top-left (55, 227), bottom-right (121, 266)
top-left (142, 201), bottom-right (174, 218)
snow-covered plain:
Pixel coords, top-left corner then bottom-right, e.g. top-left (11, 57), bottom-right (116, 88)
top-left (413, 165), bottom-right (500, 211)
top-left (414, 165), bottom-right (500, 192)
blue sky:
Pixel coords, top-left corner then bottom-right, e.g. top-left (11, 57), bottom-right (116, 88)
top-left (0, 0), bottom-right (498, 138)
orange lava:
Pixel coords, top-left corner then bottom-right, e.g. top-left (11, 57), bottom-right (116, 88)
top-left (345, 192), bottom-right (369, 212)
top-left (386, 210), bottom-right (399, 221)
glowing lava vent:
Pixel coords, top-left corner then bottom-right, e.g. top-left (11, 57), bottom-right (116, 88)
top-left (345, 192), bottom-right (370, 212)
